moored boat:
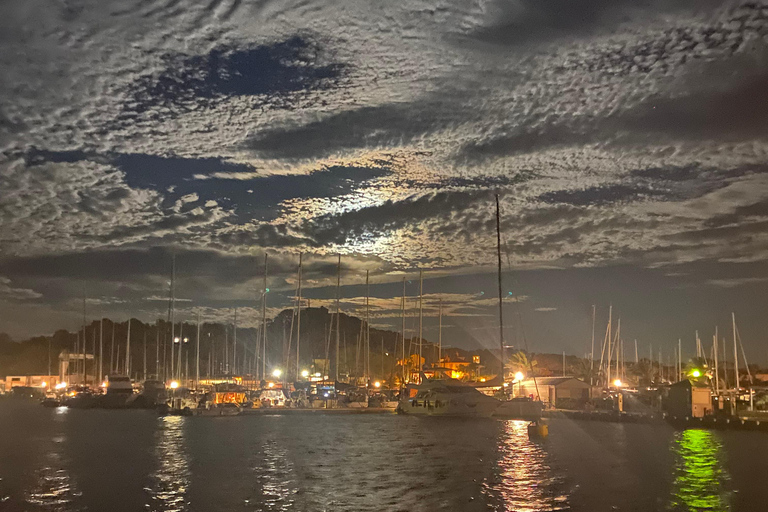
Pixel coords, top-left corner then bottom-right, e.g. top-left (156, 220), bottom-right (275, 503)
top-left (398, 374), bottom-right (500, 417)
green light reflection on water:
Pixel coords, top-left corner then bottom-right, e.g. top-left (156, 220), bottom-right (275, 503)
top-left (670, 429), bottom-right (731, 512)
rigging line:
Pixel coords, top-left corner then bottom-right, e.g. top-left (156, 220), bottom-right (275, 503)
top-left (500, 226), bottom-right (540, 399)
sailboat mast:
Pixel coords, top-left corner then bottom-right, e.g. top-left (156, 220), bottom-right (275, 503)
top-left (110, 323), bottom-right (115, 374)
top-left (233, 308), bottom-right (238, 376)
top-left (615, 319), bottom-right (620, 381)
top-left (335, 254), bottom-right (341, 383)
top-left (401, 276), bottom-right (406, 383)
top-left (296, 252), bottom-right (302, 381)
top-left (590, 305), bottom-right (595, 377)
top-left (733, 312), bottom-right (739, 390)
top-left (495, 194), bottom-right (505, 380)
top-left (438, 299), bottom-right (442, 363)
top-left (155, 322), bottom-right (160, 380)
top-left (196, 311), bottom-right (201, 388)
top-left (99, 319), bottom-right (103, 383)
top-left (713, 332), bottom-right (719, 394)
top-left (418, 269), bottom-right (423, 372)
top-left (126, 318), bottom-right (131, 378)
top-left (143, 331), bottom-right (147, 381)
top-left (263, 253), bottom-right (268, 381)
top-left (366, 270), bottom-right (371, 381)
top-left (82, 283), bottom-right (87, 386)
top-left (607, 306), bottom-right (612, 387)
top-left (170, 253), bottom-right (176, 382)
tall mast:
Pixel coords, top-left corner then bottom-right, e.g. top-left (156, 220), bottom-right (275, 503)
top-left (170, 253), bottom-right (176, 382)
top-left (196, 310), bottom-right (201, 388)
top-left (418, 269), bottom-right (423, 372)
top-left (110, 323), bottom-right (115, 375)
top-left (155, 323), bottom-right (160, 380)
top-left (143, 331), bottom-right (147, 381)
top-left (495, 194), bottom-right (505, 381)
top-left (335, 254), bottom-right (341, 383)
top-left (607, 305), bottom-right (612, 387)
top-left (401, 276), bottom-right (406, 383)
top-left (99, 318), bottom-right (103, 383)
top-left (634, 339), bottom-right (638, 364)
top-left (262, 253), bottom-right (268, 381)
top-left (590, 305), bottom-right (595, 380)
top-left (438, 298), bottom-right (443, 363)
top-left (233, 308), bottom-right (238, 376)
top-left (366, 270), bottom-right (371, 381)
top-left (296, 252), bottom-right (302, 381)
top-left (713, 332), bottom-right (719, 395)
top-left (733, 312), bottom-right (739, 390)
top-left (126, 318), bottom-right (131, 377)
top-left (82, 283), bottom-right (88, 386)
top-left (615, 318), bottom-right (620, 381)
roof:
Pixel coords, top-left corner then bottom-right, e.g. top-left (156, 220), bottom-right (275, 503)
top-left (521, 377), bottom-right (590, 387)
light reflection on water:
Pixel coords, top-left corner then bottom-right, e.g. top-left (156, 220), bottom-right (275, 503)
top-left (147, 415), bottom-right (191, 512)
top-left (255, 436), bottom-right (297, 511)
top-left (670, 429), bottom-right (731, 512)
top-left (25, 407), bottom-right (81, 511)
top-left (3, 402), bottom-right (768, 512)
top-left (490, 420), bottom-right (568, 512)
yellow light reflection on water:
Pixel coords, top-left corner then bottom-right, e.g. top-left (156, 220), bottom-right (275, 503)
top-left (670, 429), bottom-right (731, 511)
top-left (490, 420), bottom-right (569, 512)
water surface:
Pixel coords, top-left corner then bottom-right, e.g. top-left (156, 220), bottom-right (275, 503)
top-left (2, 402), bottom-right (767, 511)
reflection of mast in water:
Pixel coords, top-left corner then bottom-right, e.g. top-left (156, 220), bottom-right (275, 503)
top-left (670, 429), bottom-right (730, 511)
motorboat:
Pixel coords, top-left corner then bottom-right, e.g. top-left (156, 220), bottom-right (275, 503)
top-left (398, 374), bottom-right (501, 417)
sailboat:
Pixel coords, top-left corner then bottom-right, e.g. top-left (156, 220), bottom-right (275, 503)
top-left (490, 194), bottom-right (543, 420)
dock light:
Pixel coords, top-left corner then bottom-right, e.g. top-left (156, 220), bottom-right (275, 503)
top-left (101, 382), bottom-right (107, 388)
top-left (170, 381), bottom-right (179, 389)
top-left (301, 370), bottom-right (309, 378)
top-left (272, 369), bottom-right (282, 378)
top-left (514, 371), bottom-right (525, 382)
top-left (183, 337), bottom-right (189, 343)
top-left (374, 381), bottom-right (381, 388)
top-left (503, 382), bottom-right (509, 387)
top-left (614, 379), bottom-right (622, 388)
top-left (174, 337), bottom-right (180, 344)
top-left (41, 382), bottom-right (47, 388)
top-left (55, 382), bottom-right (66, 390)
top-left (691, 369), bottom-right (701, 378)
top-left (268, 382), bottom-right (275, 388)
top-left (314, 372), bottom-right (321, 377)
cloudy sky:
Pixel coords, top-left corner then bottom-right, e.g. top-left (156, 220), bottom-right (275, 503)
top-left (1, 0), bottom-right (767, 363)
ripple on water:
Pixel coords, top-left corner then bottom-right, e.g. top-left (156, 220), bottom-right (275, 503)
top-left (146, 415), bottom-right (191, 512)
top-left (486, 420), bottom-right (570, 512)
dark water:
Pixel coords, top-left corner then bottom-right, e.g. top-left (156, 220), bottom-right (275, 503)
top-left (2, 402), bottom-right (768, 511)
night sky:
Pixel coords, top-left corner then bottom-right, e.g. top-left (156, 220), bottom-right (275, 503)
top-left (1, 1), bottom-right (767, 364)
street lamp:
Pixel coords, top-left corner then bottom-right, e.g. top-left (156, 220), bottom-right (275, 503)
top-left (174, 337), bottom-right (180, 344)
top-left (374, 381), bottom-right (381, 388)
top-left (514, 371), bottom-right (525, 382)
top-left (272, 369), bottom-right (282, 378)
top-left (301, 370), bottom-right (309, 378)
top-left (613, 379), bottom-right (622, 388)
top-left (170, 381), bottom-right (179, 389)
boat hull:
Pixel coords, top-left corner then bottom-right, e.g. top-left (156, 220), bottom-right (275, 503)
top-left (397, 397), bottom-right (500, 418)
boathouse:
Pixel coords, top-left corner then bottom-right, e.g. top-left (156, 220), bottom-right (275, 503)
top-left (518, 377), bottom-right (591, 408)
top-left (667, 379), bottom-right (713, 418)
